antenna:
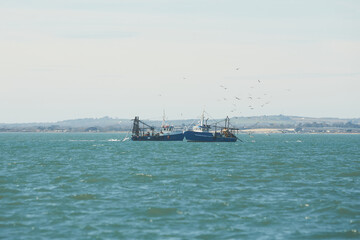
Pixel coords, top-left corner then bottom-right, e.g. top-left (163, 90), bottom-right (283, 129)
top-left (200, 107), bottom-right (205, 126)
top-left (162, 109), bottom-right (166, 126)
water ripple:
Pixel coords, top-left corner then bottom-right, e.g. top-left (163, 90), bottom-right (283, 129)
top-left (0, 133), bottom-right (359, 239)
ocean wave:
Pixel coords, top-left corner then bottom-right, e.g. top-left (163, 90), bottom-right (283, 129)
top-left (71, 194), bottom-right (96, 200)
top-left (336, 171), bottom-right (360, 177)
top-left (68, 140), bottom-right (95, 142)
top-left (135, 173), bottom-right (153, 178)
top-left (146, 207), bottom-right (179, 217)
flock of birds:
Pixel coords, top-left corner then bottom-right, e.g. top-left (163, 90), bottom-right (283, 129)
top-left (156, 66), bottom-right (293, 120)
top-left (218, 68), bottom-right (273, 116)
top-left (152, 67), bottom-right (296, 140)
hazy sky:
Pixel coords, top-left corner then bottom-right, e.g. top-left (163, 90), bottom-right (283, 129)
top-left (1, 0), bottom-right (359, 123)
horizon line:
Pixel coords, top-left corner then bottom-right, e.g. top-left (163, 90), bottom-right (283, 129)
top-left (1, 114), bottom-right (360, 125)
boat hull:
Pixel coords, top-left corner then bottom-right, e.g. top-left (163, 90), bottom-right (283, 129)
top-left (132, 132), bottom-right (184, 141)
top-left (184, 131), bottom-right (237, 142)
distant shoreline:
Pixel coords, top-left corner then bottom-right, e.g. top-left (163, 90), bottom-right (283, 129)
top-left (1, 129), bottom-right (359, 134)
top-left (1, 115), bottom-right (359, 134)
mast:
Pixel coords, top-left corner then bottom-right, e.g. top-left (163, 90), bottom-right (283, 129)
top-left (132, 116), bottom-right (155, 136)
top-left (132, 116), bottom-right (140, 136)
top-left (200, 109), bottom-right (205, 126)
top-left (162, 110), bottom-right (166, 127)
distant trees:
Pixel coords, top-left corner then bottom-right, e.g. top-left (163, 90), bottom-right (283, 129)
top-left (0, 117), bottom-right (359, 132)
top-left (332, 121), bottom-right (360, 128)
top-left (302, 122), bottom-right (330, 128)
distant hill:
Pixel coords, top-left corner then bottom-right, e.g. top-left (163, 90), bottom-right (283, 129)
top-left (0, 115), bottom-right (359, 133)
top-left (230, 115), bottom-right (360, 127)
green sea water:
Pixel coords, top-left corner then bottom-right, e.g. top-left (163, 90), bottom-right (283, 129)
top-left (1, 133), bottom-right (359, 239)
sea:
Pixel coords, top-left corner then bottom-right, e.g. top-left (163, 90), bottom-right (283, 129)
top-left (0, 133), bottom-right (359, 239)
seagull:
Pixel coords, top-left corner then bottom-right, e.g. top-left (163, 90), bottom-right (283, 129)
top-left (258, 79), bottom-right (261, 83)
top-left (235, 97), bottom-right (241, 100)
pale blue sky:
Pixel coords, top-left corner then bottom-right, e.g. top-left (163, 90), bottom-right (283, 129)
top-left (1, 0), bottom-right (359, 122)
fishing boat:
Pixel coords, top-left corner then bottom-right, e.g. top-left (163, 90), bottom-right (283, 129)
top-left (184, 112), bottom-right (239, 142)
top-left (131, 116), bottom-right (184, 141)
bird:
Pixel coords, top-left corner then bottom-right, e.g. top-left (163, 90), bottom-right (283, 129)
top-left (248, 97), bottom-right (253, 99)
top-left (236, 67), bottom-right (240, 70)
top-left (258, 79), bottom-right (261, 83)
top-left (235, 97), bottom-right (241, 100)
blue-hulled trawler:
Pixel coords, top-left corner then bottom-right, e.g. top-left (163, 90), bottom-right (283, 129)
top-left (184, 111), bottom-right (238, 142)
top-left (131, 116), bottom-right (184, 141)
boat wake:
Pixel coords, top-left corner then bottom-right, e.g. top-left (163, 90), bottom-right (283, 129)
top-left (107, 139), bottom-right (121, 142)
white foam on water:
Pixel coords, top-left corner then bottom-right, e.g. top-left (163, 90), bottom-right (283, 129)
top-left (107, 139), bottom-right (121, 142)
top-left (136, 173), bottom-right (153, 177)
top-left (69, 140), bottom-right (95, 142)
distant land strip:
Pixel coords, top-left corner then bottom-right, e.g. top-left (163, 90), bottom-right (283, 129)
top-left (0, 115), bottom-right (359, 134)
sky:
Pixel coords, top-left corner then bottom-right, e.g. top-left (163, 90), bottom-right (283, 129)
top-left (0, 0), bottom-right (359, 123)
